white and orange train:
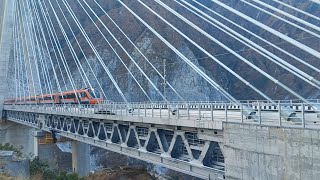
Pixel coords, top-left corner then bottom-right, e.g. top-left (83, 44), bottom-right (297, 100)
top-left (4, 88), bottom-right (103, 105)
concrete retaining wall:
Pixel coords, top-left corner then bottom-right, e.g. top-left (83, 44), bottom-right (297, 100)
top-left (223, 123), bottom-right (320, 180)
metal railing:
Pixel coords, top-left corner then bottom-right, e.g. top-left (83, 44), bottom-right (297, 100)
top-left (4, 101), bottom-right (320, 129)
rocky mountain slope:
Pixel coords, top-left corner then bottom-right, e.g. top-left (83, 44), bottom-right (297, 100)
top-left (9, 0), bottom-right (320, 101)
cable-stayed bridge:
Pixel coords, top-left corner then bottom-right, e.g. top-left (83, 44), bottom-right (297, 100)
top-left (0, 0), bottom-right (320, 179)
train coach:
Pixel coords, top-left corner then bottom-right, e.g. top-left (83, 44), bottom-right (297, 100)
top-left (4, 88), bottom-right (103, 105)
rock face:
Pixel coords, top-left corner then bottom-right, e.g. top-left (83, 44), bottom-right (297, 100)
top-left (7, 0), bottom-right (320, 101)
top-left (0, 151), bottom-right (30, 178)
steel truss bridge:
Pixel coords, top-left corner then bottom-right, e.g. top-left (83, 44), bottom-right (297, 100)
top-left (3, 100), bottom-right (320, 179)
top-left (1, 0), bottom-right (320, 179)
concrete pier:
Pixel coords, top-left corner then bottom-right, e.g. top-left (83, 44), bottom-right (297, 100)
top-left (72, 141), bottom-right (90, 177)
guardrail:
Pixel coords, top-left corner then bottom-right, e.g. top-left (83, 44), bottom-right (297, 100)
top-left (103, 99), bottom-right (320, 104)
top-left (4, 101), bottom-right (320, 129)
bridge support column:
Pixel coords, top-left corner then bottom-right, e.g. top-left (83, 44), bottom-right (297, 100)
top-left (32, 131), bottom-right (46, 157)
top-left (72, 141), bottom-right (90, 177)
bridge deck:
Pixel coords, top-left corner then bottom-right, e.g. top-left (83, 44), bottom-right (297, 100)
top-left (3, 102), bottom-right (320, 179)
top-left (4, 102), bottom-right (320, 130)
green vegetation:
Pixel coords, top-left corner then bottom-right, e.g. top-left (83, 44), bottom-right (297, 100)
top-left (0, 143), bottom-right (23, 157)
top-left (0, 143), bottom-right (83, 180)
top-left (30, 157), bottom-right (83, 180)
top-left (167, 175), bottom-right (180, 180)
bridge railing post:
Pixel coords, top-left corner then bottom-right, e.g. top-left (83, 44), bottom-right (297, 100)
top-left (126, 103), bottom-right (128, 115)
top-left (152, 103), bottom-right (154, 117)
top-left (144, 103), bottom-right (147, 117)
top-left (241, 104), bottom-right (243, 123)
top-left (211, 103), bottom-right (213, 121)
top-left (160, 104), bottom-right (162, 118)
top-left (302, 103), bottom-right (305, 128)
top-left (168, 103), bottom-right (171, 119)
top-left (198, 103), bottom-right (201, 120)
top-left (225, 103), bottom-right (228, 122)
top-left (278, 103), bottom-right (282, 127)
top-left (85, 104), bottom-right (87, 114)
top-left (258, 102), bottom-right (262, 125)
top-left (187, 103), bottom-right (190, 120)
top-left (177, 103), bottom-right (180, 119)
top-left (91, 104), bottom-right (93, 114)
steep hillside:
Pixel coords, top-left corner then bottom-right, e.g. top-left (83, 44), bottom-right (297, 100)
top-left (9, 0), bottom-right (320, 101)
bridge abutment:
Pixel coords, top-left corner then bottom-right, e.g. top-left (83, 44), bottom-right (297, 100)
top-left (223, 123), bottom-right (320, 180)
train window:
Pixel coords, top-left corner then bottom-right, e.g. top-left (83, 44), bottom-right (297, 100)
top-left (44, 96), bottom-right (53, 101)
top-left (80, 92), bottom-right (87, 98)
top-left (64, 94), bottom-right (76, 99)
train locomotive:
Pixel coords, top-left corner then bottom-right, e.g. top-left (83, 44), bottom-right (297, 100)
top-left (4, 88), bottom-right (103, 105)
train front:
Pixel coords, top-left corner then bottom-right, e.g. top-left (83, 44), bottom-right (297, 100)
top-left (86, 88), bottom-right (103, 104)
